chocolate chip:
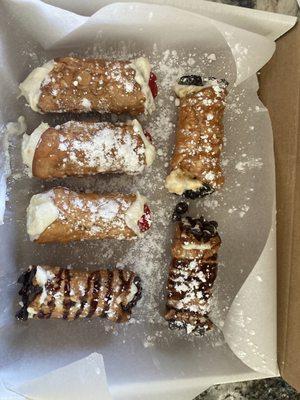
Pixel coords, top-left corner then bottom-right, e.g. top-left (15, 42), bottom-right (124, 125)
top-left (178, 75), bottom-right (203, 86)
top-left (184, 184), bottom-right (215, 199)
top-left (172, 202), bottom-right (189, 221)
top-left (194, 326), bottom-right (207, 336)
top-left (15, 307), bottom-right (28, 321)
top-left (169, 321), bottom-right (177, 330)
top-left (190, 228), bottom-right (203, 241)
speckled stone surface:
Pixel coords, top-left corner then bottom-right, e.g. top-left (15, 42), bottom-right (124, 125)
top-left (193, 0), bottom-right (299, 398)
top-left (195, 378), bottom-right (300, 399)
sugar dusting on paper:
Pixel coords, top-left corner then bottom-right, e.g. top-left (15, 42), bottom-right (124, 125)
top-left (0, 116), bottom-right (27, 224)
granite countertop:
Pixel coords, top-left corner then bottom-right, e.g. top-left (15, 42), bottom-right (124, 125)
top-left (194, 0), bottom-right (299, 399)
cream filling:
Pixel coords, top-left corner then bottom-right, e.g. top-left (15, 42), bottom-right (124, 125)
top-left (19, 60), bottom-right (55, 112)
top-left (27, 307), bottom-right (38, 318)
top-left (182, 242), bottom-right (212, 250)
top-left (126, 282), bottom-right (138, 303)
top-left (132, 119), bottom-right (155, 166)
top-left (130, 57), bottom-right (155, 115)
top-left (174, 83), bottom-right (206, 99)
top-left (27, 190), bottom-right (59, 241)
top-left (165, 169), bottom-right (202, 195)
top-left (125, 192), bottom-right (148, 236)
top-left (22, 122), bottom-right (50, 176)
top-left (35, 266), bottom-right (55, 305)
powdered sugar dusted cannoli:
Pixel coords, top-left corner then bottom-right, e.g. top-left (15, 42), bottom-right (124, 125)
top-left (165, 203), bottom-right (221, 334)
top-left (27, 187), bottom-right (151, 243)
top-left (22, 119), bottom-right (155, 179)
top-left (16, 265), bottom-right (142, 322)
top-left (165, 75), bottom-right (228, 198)
top-left (19, 57), bottom-right (157, 115)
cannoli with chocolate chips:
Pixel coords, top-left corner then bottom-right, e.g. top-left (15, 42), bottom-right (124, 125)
top-left (22, 119), bottom-right (155, 179)
top-left (27, 187), bottom-right (151, 243)
top-left (165, 203), bottom-right (221, 334)
top-left (16, 265), bottom-right (142, 322)
top-left (19, 57), bottom-right (157, 115)
top-left (165, 75), bottom-right (228, 198)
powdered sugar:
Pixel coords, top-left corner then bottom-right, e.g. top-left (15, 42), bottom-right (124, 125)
top-left (53, 121), bottom-right (147, 175)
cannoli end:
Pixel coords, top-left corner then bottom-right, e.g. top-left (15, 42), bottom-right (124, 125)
top-left (130, 57), bottom-right (156, 115)
top-left (132, 119), bottom-right (156, 166)
top-left (174, 75), bottom-right (228, 98)
top-left (22, 122), bottom-right (50, 176)
top-left (125, 193), bottom-right (151, 236)
top-left (19, 60), bottom-right (55, 112)
top-left (27, 191), bottom-right (59, 241)
top-left (165, 169), bottom-right (203, 195)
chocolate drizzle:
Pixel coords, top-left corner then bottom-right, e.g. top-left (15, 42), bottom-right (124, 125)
top-left (86, 271), bottom-right (101, 318)
top-left (16, 266), bottom-right (41, 321)
top-left (44, 268), bottom-right (64, 319)
top-left (16, 266), bottom-right (142, 322)
top-left (63, 269), bottom-right (76, 320)
top-left (101, 270), bottom-right (113, 317)
top-left (74, 270), bottom-right (94, 319)
top-left (123, 274), bottom-right (142, 312)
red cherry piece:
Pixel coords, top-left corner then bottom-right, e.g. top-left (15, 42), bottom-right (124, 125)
top-left (148, 72), bottom-right (158, 98)
top-left (144, 130), bottom-right (153, 143)
top-left (138, 205), bottom-right (152, 232)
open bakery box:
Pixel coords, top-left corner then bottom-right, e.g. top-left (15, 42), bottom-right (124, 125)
top-left (0, 0), bottom-right (299, 399)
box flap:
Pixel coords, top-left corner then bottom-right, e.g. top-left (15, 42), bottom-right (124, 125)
top-left (259, 21), bottom-right (300, 391)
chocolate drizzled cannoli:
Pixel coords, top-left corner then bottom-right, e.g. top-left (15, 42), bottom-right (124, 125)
top-left (165, 204), bottom-right (221, 334)
top-left (19, 57), bottom-right (157, 115)
top-left (27, 187), bottom-right (151, 243)
top-left (16, 265), bottom-right (142, 322)
top-left (22, 119), bottom-right (155, 179)
top-left (165, 75), bottom-right (228, 198)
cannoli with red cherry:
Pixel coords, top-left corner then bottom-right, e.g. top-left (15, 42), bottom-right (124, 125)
top-left (165, 202), bottom-right (221, 334)
top-left (27, 187), bottom-right (151, 243)
top-left (19, 57), bottom-right (157, 115)
top-left (16, 265), bottom-right (142, 322)
top-left (22, 119), bottom-right (155, 179)
top-left (165, 75), bottom-right (228, 199)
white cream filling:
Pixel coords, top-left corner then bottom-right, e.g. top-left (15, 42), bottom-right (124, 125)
top-left (174, 78), bottom-right (226, 99)
top-left (125, 192), bottom-right (148, 236)
top-left (174, 83), bottom-right (206, 99)
top-left (27, 307), bottom-right (38, 318)
top-left (165, 169), bottom-right (202, 195)
top-left (182, 242), bottom-right (212, 250)
top-left (35, 266), bottom-right (55, 305)
top-left (19, 60), bottom-right (55, 112)
top-left (132, 119), bottom-right (155, 166)
top-left (130, 57), bottom-right (155, 115)
top-left (22, 122), bottom-right (50, 176)
top-left (126, 282), bottom-right (138, 303)
top-left (27, 190), bottom-right (59, 241)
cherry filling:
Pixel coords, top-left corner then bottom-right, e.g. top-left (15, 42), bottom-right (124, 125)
top-left (144, 130), bottom-right (153, 143)
top-left (148, 72), bottom-right (158, 98)
top-left (138, 204), bottom-right (152, 232)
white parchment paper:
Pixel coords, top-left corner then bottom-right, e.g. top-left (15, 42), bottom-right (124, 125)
top-left (0, 1), bottom-right (296, 398)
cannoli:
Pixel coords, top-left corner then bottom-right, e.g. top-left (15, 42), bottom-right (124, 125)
top-left (22, 119), bottom-right (155, 179)
top-left (16, 265), bottom-right (142, 322)
top-left (165, 202), bottom-right (221, 334)
top-left (27, 187), bottom-right (151, 243)
top-left (19, 57), bottom-right (157, 115)
top-left (165, 75), bottom-right (228, 198)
